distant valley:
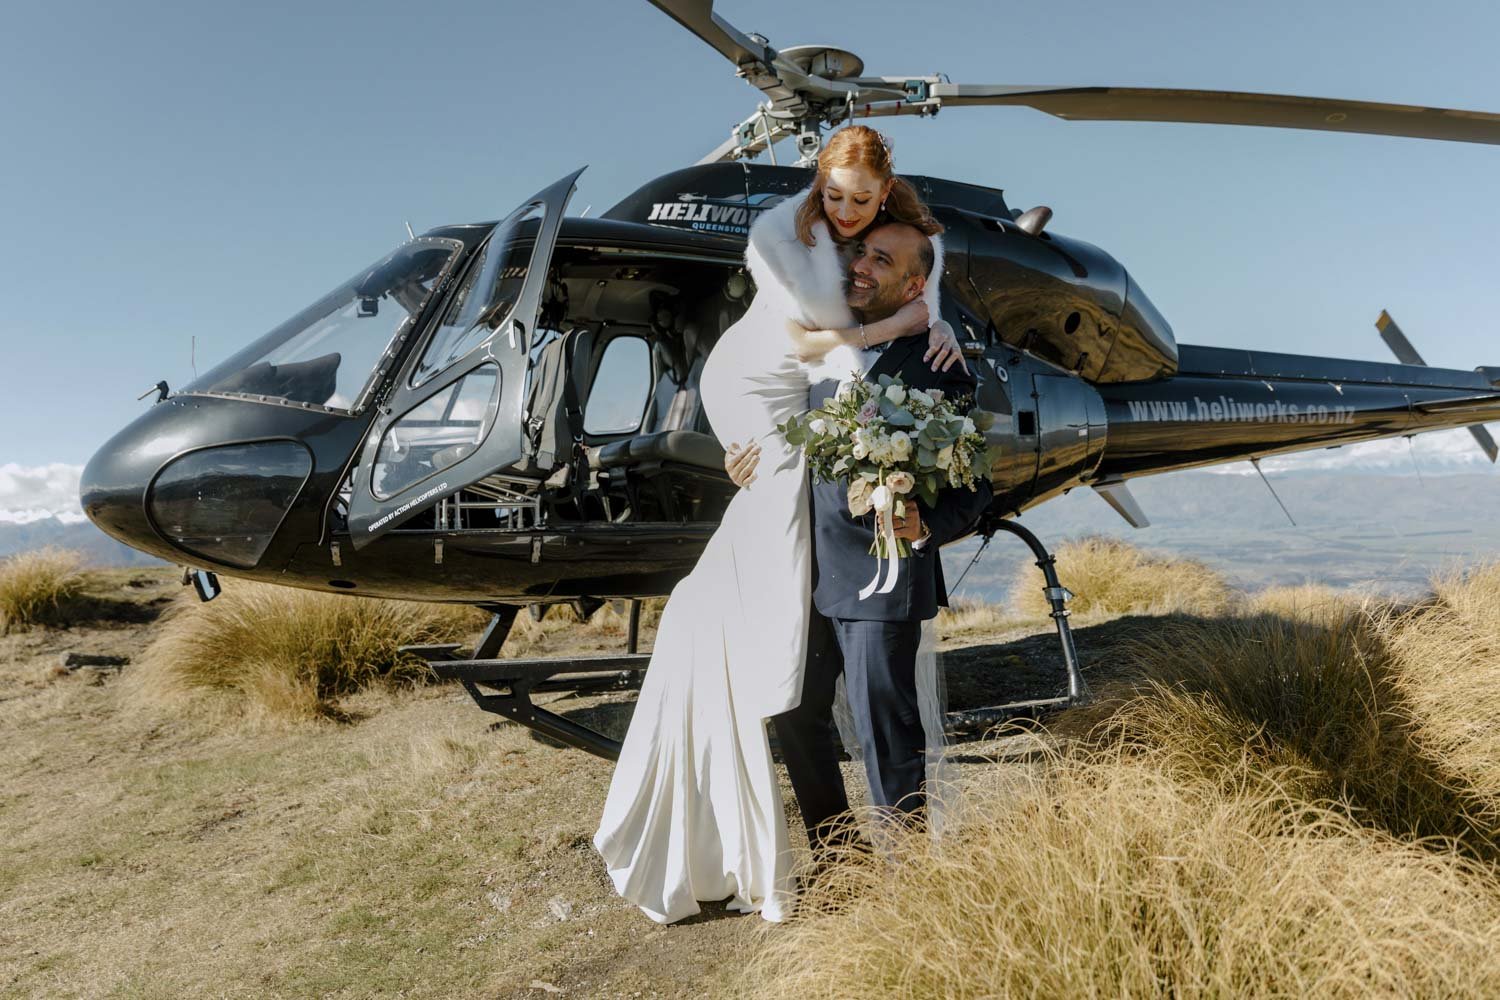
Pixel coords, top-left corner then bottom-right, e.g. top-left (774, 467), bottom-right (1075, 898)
top-left (945, 467), bottom-right (1500, 606)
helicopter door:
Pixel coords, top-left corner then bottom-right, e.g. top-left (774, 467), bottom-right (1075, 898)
top-left (346, 168), bottom-right (585, 546)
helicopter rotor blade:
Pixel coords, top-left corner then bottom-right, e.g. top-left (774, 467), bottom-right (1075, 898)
top-left (923, 84), bottom-right (1500, 146)
top-left (1376, 310), bottom-right (1500, 463)
top-left (646, 0), bottom-right (773, 72)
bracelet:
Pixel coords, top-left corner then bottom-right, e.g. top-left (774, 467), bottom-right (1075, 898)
top-left (859, 322), bottom-right (869, 350)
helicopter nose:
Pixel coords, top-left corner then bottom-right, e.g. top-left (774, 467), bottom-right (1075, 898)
top-left (82, 395), bottom-right (321, 570)
top-left (81, 403), bottom-right (196, 565)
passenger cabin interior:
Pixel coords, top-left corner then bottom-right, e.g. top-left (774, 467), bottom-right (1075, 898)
top-left (362, 244), bottom-right (751, 535)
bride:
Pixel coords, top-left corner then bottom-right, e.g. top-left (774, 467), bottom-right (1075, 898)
top-left (593, 125), bottom-right (960, 923)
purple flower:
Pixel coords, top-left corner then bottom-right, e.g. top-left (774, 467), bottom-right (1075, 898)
top-left (857, 400), bottom-right (879, 424)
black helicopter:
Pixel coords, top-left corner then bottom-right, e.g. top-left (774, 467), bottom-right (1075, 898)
top-left (82, 0), bottom-right (1500, 757)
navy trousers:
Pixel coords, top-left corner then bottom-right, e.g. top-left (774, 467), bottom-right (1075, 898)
top-left (772, 612), bottom-right (926, 851)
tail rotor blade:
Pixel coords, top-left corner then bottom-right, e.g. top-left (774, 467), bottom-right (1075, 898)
top-left (1376, 310), bottom-right (1428, 365)
top-left (1469, 424), bottom-right (1499, 463)
top-left (1377, 310), bottom-right (1498, 464)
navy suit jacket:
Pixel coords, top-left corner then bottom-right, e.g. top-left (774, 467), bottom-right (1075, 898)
top-left (809, 335), bottom-right (994, 622)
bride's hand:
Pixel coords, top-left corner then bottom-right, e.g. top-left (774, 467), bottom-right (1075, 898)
top-left (724, 442), bottom-right (760, 489)
top-left (923, 319), bottom-right (969, 374)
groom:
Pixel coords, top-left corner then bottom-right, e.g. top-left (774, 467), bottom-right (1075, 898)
top-left (728, 221), bottom-right (994, 854)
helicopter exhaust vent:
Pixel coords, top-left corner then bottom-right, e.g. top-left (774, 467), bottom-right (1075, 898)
top-left (1014, 206), bottom-right (1053, 236)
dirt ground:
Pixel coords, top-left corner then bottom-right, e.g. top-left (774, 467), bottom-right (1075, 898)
top-left (1, 569), bottom-right (1136, 999)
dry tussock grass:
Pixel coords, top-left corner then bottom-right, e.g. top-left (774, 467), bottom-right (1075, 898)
top-left (501, 598), bottom-right (664, 655)
top-left (758, 559), bottom-right (1500, 996)
top-left (1384, 562), bottom-right (1500, 824)
top-left (935, 596), bottom-right (1018, 638)
top-left (130, 583), bottom-right (485, 721)
top-left (1245, 582), bottom-right (1364, 625)
top-left (1087, 609), bottom-right (1496, 853)
top-left (0, 547), bottom-right (84, 631)
top-left (754, 751), bottom-right (1500, 998)
top-left (1011, 535), bottom-right (1233, 618)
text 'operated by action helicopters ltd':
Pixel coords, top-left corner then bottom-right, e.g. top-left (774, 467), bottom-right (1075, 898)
top-left (83, 0), bottom-right (1500, 757)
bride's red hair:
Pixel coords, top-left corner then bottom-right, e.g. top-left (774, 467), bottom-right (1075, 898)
top-left (793, 125), bottom-right (943, 247)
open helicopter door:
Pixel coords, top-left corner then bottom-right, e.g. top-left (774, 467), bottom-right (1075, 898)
top-left (346, 168), bottom-right (584, 547)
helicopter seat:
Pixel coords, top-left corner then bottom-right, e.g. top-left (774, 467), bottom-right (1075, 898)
top-left (589, 345), bottom-right (730, 520)
top-left (508, 325), bottom-right (597, 480)
top-left (592, 429), bottom-right (725, 472)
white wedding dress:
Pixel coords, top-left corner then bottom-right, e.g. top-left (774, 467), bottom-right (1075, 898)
top-left (593, 193), bottom-right (944, 924)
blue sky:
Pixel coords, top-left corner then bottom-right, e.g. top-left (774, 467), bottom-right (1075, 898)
top-left (3, 0), bottom-right (1499, 473)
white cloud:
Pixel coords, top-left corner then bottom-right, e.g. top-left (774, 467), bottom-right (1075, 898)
top-left (0, 463), bottom-right (85, 521)
top-left (1206, 426), bottom-right (1500, 475)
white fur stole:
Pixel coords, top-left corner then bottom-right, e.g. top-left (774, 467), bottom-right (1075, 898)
top-left (743, 187), bottom-right (945, 386)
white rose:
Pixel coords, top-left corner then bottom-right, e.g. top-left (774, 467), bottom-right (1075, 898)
top-left (809, 417), bottom-right (829, 436)
top-left (852, 440), bottom-right (869, 460)
top-left (886, 470), bottom-right (916, 494)
top-left (961, 416), bottom-right (976, 434)
top-left (889, 434), bottom-right (912, 460)
top-left (885, 385), bottom-right (907, 405)
top-left (937, 445), bottom-right (955, 470)
top-left (908, 389), bottom-right (933, 408)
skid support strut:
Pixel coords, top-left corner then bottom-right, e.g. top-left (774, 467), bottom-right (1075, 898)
top-left (993, 519), bottom-right (1090, 705)
top-left (404, 604), bottom-right (647, 760)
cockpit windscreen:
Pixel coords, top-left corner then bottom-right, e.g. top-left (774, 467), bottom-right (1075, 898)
top-left (180, 239), bottom-right (460, 413)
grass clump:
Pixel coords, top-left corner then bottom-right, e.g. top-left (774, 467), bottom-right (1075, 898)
top-left (133, 583), bottom-right (484, 721)
top-left (0, 547), bottom-right (84, 631)
top-left (1384, 562), bottom-right (1500, 824)
top-left (1245, 582), bottom-right (1363, 625)
top-left (1011, 534), bottom-right (1233, 618)
top-left (1087, 608), bottom-right (1495, 854)
top-left (935, 597), bottom-right (1018, 638)
top-left (754, 753), bottom-right (1500, 998)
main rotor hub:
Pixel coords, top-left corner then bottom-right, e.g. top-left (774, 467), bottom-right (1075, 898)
top-left (777, 45), bottom-right (865, 81)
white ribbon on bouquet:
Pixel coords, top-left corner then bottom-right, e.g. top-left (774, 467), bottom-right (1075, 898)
top-left (858, 485), bottom-right (906, 601)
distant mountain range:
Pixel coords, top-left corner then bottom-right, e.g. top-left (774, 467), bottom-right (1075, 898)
top-left (945, 464), bottom-right (1500, 606)
top-left (0, 514), bottom-right (165, 566)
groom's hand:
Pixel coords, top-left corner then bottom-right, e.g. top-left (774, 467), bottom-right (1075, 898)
top-left (725, 442), bottom-right (761, 488)
top-left (891, 507), bottom-right (924, 542)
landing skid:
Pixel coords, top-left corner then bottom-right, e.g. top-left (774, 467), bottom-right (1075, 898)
top-left (412, 603), bottom-right (648, 760)
top-left (413, 529), bottom-right (1089, 761)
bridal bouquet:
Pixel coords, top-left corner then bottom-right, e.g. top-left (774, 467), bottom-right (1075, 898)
top-left (779, 373), bottom-right (995, 571)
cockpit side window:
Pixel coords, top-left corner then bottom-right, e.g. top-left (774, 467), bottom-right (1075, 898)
top-left (180, 238), bottom-right (461, 414)
top-left (410, 204), bottom-right (544, 390)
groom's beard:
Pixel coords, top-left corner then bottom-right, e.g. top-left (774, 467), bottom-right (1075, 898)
top-left (843, 274), bottom-right (911, 325)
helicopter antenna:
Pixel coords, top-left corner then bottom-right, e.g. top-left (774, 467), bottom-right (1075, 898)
top-left (1405, 434), bottom-right (1426, 486)
top-left (404, 221), bottom-right (415, 240)
top-left (1249, 457), bottom-right (1296, 527)
top-left (949, 532), bottom-right (992, 596)
top-left (190, 336), bottom-right (197, 379)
